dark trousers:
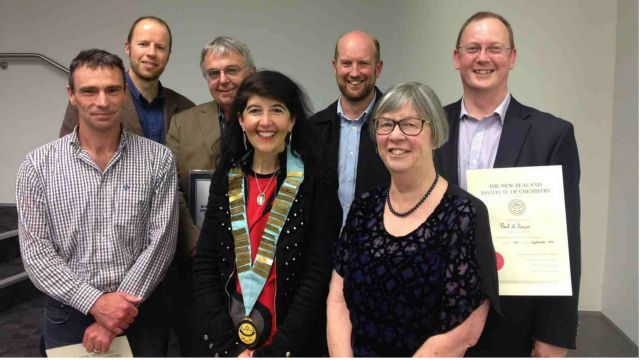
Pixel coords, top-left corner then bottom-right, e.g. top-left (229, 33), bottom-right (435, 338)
top-left (41, 287), bottom-right (169, 357)
top-left (466, 297), bottom-right (537, 357)
top-left (164, 255), bottom-right (198, 356)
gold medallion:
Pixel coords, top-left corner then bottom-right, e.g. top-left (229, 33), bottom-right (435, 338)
top-left (237, 317), bottom-right (258, 348)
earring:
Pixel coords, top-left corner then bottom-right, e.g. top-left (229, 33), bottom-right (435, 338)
top-left (286, 129), bottom-right (292, 145)
top-left (243, 132), bottom-right (247, 151)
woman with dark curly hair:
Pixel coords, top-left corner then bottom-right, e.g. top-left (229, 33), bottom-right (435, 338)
top-left (193, 70), bottom-right (341, 357)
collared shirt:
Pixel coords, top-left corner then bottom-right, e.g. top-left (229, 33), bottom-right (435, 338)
top-left (336, 94), bottom-right (377, 226)
top-left (126, 73), bottom-right (166, 144)
top-left (16, 129), bottom-right (178, 315)
top-left (458, 93), bottom-right (511, 190)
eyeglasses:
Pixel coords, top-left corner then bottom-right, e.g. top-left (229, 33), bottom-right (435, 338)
top-left (205, 65), bottom-right (247, 80)
top-left (374, 117), bottom-right (428, 136)
top-left (458, 44), bottom-right (512, 56)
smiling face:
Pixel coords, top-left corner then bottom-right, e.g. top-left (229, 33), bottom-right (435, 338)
top-left (333, 31), bottom-right (383, 104)
top-left (203, 50), bottom-right (254, 115)
top-left (376, 102), bottom-right (433, 176)
top-left (125, 18), bottom-right (171, 81)
top-left (453, 17), bottom-right (516, 97)
top-left (67, 65), bottom-right (126, 133)
top-left (239, 95), bottom-right (295, 161)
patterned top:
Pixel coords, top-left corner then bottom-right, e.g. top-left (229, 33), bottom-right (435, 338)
top-left (334, 185), bottom-right (485, 357)
top-left (16, 129), bottom-right (178, 314)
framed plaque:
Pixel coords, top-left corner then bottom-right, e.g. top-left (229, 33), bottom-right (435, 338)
top-left (189, 169), bottom-right (214, 230)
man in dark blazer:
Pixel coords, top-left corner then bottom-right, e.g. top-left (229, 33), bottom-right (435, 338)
top-left (59, 16), bottom-right (194, 142)
top-left (435, 12), bottom-right (581, 357)
top-left (309, 31), bottom-right (389, 224)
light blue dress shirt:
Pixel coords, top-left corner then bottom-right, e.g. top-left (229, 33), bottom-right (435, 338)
top-left (336, 94), bottom-right (377, 226)
top-left (457, 93), bottom-right (511, 190)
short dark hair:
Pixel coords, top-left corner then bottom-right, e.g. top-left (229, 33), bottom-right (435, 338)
top-left (456, 11), bottom-right (514, 48)
top-left (126, 16), bottom-right (172, 51)
top-left (68, 49), bottom-right (126, 90)
top-left (217, 70), bottom-right (314, 172)
top-left (334, 31), bottom-right (381, 63)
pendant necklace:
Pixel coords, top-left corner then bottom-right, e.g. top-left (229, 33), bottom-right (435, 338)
top-left (254, 170), bottom-right (278, 206)
top-left (387, 172), bottom-right (439, 217)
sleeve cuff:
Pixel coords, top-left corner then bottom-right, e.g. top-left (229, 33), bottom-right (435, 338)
top-left (69, 283), bottom-right (103, 315)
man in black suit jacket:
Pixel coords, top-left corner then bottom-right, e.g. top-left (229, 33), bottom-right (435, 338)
top-left (309, 31), bottom-right (389, 224)
top-left (435, 12), bottom-right (581, 357)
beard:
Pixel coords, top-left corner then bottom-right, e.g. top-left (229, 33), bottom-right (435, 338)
top-left (337, 79), bottom-right (375, 103)
top-left (129, 60), bottom-right (164, 82)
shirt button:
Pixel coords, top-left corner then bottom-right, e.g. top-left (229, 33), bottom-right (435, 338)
top-left (203, 334), bottom-right (208, 341)
top-left (286, 351), bottom-right (291, 357)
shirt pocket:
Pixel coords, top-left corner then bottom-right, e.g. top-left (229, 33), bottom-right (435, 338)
top-left (114, 181), bottom-right (152, 250)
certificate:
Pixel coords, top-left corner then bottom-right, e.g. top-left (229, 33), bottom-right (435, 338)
top-left (45, 335), bottom-right (133, 357)
top-left (466, 165), bottom-right (572, 296)
top-left (189, 169), bottom-right (214, 230)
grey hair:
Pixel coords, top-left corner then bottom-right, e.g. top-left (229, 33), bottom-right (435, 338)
top-left (200, 36), bottom-right (255, 77)
top-left (371, 81), bottom-right (449, 149)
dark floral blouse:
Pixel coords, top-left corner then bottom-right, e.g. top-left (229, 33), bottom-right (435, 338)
top-left (334, 184), bottom-right (491, 357)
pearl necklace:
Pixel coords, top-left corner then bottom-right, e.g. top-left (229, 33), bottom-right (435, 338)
top-left (386, 173), bottom-right (439, 217)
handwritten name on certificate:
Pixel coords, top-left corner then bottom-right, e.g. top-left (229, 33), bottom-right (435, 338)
top-left (466, 165), bottom-right (572, 296)
top-left (45, 336), bottom-right (133, 357)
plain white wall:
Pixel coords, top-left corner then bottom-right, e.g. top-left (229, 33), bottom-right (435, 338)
top-left (0, 0), bottom-right (637, 339)
top-left (602, 0), bottom-right (638, 345)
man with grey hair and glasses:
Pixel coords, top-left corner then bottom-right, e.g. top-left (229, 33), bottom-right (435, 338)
top-left (435, 11), bottom-right (581, 357)
top-left (165, 36), bottom-right (256, 355)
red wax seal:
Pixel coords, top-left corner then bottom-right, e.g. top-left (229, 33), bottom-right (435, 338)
top-left (496, 252), bottom-right (504, 271)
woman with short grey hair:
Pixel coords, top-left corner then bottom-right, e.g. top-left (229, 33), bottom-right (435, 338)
top-left (327, 81), bottom-right (500, 357)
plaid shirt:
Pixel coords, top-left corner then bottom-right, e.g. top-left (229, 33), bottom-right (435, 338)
top-left (16, 129), bottom-right (178, 315)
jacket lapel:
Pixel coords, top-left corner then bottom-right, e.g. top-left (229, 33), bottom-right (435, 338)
top-left (493, 97), bottom-right (531, 168)
top-left (317, 101), bottom-right (340, 169)
top-left (199, 101), bottom-right (221, 155)
top-left (438, 100), bottom-right (462, 185)
top-left (122, 92), bottom-right (143, 135)
top-left (163, 90), bottom-right (177, 137)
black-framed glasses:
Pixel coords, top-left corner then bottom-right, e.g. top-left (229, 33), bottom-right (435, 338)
top-left (205, 65), bottom-right (248, 80)
top-left (458, 44), bottom-right (512, 56)
top-left (374, 117), bottom-right (428, 136)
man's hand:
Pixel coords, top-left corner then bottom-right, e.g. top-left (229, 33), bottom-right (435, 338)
top-left (531, 339), bottom-right (568, 357)
top-left (89, 292), bottom-right (141, 334)
top-left (82, 322), bottom-right (116, 354)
